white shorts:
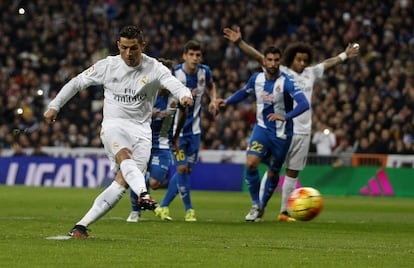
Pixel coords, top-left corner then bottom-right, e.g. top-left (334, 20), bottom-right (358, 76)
top-left (100, 120), bottom-right (152, 174)
top-left (284, 133), bottom-right (311, 171)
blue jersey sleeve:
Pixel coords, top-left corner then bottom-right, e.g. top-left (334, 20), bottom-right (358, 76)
top-left (225, 88), bottom-right (249, 104)
top-left (225, 74), bottom-right (257, 104)
top-left (285, 92), bottom-right (309, 120)
top-left (283, 74), bottom-right (310, 120)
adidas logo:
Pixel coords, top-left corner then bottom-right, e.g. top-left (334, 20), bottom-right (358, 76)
top-left (360, 169), bottom-right (394, 196)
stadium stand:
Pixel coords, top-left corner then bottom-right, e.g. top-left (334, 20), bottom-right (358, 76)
top-left (1, 0), bottom-right (413, 163)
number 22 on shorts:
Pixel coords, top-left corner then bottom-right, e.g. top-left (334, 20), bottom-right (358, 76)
top-left (249, 141), bottom-right (263, 153)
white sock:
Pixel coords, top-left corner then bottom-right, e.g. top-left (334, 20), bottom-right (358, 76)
top-left (259, 171), bottom-right (268, 204)
top-left (77, 181), bottom-right (126, 227)
top-left (281, 175), bottom-right (298, 213)
top-left (120, 159), bottom-right (147, 195)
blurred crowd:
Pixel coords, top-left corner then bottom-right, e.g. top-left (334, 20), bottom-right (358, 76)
top-left (1, 0), bottom-right (414, 157)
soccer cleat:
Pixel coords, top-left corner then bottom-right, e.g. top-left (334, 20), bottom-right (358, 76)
top-left (154, 206), bottom-right (172, 221)
top-left (256, 208), bottom-right (265, 222)
top-left (278, 211), bottom-right (296, 222)
top-left (68, 225), bottom-right (93, 238)
top-left (137, 192), bottom-right (158, 211)
top-left (245, 204), bottom-right (263, 222)
top-left (126, 211), bottom-right (141, 222)
top-left (184, 209), bottom-right (197, 222)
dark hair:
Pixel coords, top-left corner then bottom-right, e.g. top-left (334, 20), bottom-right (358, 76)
top-left (183, 40), bottom-right (202, 53)
top-left (119, 25), bottom-right (145, 43)
top-left (283, 42), bottom-right (313, 67)
top-left (158, 58), bottom-right (174, 70)
top-left (263, 46), bottom-right (282, 57)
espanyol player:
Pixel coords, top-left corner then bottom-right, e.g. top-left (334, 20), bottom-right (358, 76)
top-left (155, 40), bottom-right (218, 222)
top-left (223, 26), bottom-right (359, 222)
top-left (216, 46), bottom-right (310, 222)
top-left (126, 58), bottom-right (187, 222)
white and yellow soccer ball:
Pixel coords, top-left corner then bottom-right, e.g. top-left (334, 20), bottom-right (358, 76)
top-left (287, 187), bottom-right (323, 221)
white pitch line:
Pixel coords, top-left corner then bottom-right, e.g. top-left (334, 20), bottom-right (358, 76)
top-left (45, 235), bottom-right (72, 240)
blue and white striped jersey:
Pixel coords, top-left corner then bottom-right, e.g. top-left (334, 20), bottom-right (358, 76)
top-left (226, 71), bottom-right (307, 139)
top-left (151, 94), bottom-right (178, 150)
top-left (173, 63), bottom-right (213, 136)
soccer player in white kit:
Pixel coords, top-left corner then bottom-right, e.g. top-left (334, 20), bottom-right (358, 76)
top-left (44, 26), bottom-right (193, 238)
top-left (223, 26), bottom-right (359, 222)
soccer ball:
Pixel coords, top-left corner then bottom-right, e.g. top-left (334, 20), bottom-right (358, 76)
top-left (287, 187), bottom-right (323, 221)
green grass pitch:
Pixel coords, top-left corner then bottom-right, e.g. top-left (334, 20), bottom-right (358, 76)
top-left (0, 185), bottom-right (413, 267)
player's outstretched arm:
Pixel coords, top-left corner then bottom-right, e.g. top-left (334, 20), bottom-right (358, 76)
top-left (323, 43), bottom-right (360, 70)
top-left (215, 98), bottom-right (227, 108)
top-left (223, 26), bottom-right (264, 66)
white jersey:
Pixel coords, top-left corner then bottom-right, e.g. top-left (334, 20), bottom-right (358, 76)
top-left (48, 54), bottom-right (192, 127)
top-left (280, 63), bottom-right (324, 134)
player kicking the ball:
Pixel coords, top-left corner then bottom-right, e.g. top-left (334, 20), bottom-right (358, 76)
top-left (44, 26), bottom-right (193, 238)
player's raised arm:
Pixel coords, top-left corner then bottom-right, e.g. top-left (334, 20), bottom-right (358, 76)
top-left (322, 43), bottom-right (360, 70)
top-left (223, 26), bottom-right (264, 66)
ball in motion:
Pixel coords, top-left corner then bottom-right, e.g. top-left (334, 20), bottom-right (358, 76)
top-left (287, 187), bottom-right (323, 221)
top-left (353, 43), bottom-right (360, 49)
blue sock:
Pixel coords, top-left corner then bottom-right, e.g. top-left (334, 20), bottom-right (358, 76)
top-left (160, 172), bottom-right (178, 207)
top-left (176, 172), bottom-right (192, 211)
top-left (245, 168), bottom-right (260, 206)
top-left (129, 190), bottom-right (140, 212)
top-left (260, 174), bottom-right (279, 209)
